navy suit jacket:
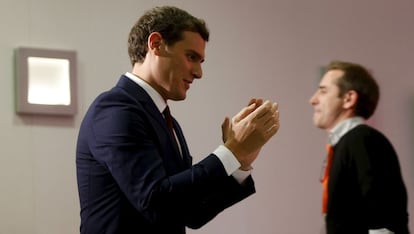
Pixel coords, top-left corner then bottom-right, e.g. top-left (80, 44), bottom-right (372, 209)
top-left (76, 75), bottom-right (255, 234)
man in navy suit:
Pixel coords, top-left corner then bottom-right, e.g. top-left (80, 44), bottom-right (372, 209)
top-left (310, 61), bottom-right (409, 234)
top-left (76, 6), bottom-right (280, 234)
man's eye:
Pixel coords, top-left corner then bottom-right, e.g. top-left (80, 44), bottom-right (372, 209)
top-left (187, 54), bottom-right (197, 61)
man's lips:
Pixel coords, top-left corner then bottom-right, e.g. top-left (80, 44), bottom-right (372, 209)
top-left (184, 79), bottom-right (192, 89)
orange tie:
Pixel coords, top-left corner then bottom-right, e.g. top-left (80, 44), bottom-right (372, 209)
top-left (321, 144), bottom-right (334, 214)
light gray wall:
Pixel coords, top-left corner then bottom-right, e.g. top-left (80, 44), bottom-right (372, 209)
top-left (0, 0), bottom-right (413, 233)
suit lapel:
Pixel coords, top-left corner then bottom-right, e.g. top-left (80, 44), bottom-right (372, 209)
top-left (172, 120), bottom-right (192, 167)
top-left (116, 75), bottom-right (190, 167)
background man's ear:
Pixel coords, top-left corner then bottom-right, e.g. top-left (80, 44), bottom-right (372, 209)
top-left (343, 90), bottom-right (358, 109)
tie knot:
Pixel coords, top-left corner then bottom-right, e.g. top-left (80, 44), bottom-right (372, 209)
top-left (163, 105), bottom-right (171, 116)
top-left (163, 106), bottom-right (174, 130)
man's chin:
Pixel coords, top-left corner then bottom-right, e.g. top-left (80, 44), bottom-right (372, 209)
top-left (170, 95), bottom-right (186, 101)
top-left (312, 117), bottom-right (319, 127)
top-left (313, 121), bottom-right (325, 130)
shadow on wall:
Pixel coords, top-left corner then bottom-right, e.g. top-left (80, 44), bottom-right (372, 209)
top-left (13, 114), bottom-right (76, 128)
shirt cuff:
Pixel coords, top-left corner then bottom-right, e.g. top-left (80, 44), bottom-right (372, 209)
top-left (213, 145), bottom-right (240, 175)
top-left (232, 168), bottom-right (252, 184)
top-left (369, 229), bottom-right (394, 234)
top-left (213, 145), bottom-right (251, 184)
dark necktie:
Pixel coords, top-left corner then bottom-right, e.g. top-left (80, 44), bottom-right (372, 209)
top-left (163, 106), bottom-right (180, 150)
top-left (321, 144), bottom-right (334, 214)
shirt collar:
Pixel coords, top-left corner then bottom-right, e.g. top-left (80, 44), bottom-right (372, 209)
top-left (124, 72), bottom-right (167, 113)
top-left (328, 117), bottom-right (365, 146)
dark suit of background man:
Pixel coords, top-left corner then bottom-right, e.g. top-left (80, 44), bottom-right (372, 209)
top-left (309, 60), bottom-right (409, 234)
top-left (76, 6), bottom-right (280, 234)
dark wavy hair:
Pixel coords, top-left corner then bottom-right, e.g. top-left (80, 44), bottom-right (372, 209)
top-left (128, 6), bottom-right (209, 65)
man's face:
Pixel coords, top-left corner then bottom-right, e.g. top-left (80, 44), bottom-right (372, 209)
top-left (309, 69), bottom-right (348, 131)
top-left (155, 31), bottom-right (205, 101)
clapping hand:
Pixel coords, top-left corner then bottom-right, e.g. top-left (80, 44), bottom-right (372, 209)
top-left (222, 99), bottom-right (279, 170)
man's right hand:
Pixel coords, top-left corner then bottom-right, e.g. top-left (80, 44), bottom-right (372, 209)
top-left (222, 99), bottom-right (280, 169)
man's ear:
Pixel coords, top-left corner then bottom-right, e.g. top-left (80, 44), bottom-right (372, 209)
top-left (343, 90), bottom-right (358, 109)
top-left (147, 32), bottom-right (163, 55)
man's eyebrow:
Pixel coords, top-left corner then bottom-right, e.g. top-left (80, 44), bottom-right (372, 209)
top-left (187, 49), bottom-right (205, 63)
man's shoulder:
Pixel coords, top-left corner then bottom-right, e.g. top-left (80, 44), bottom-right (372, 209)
top-left (339, 124), bottom-right (391, 149)
top-left (346, 124), bottom-right (381, 138)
